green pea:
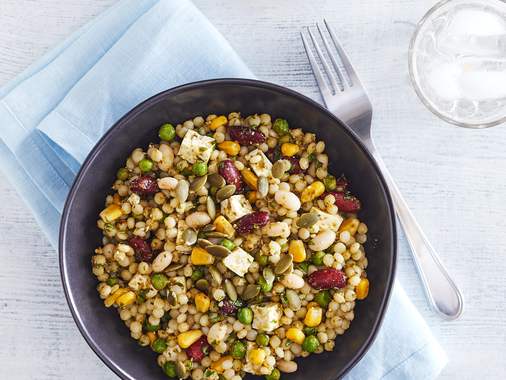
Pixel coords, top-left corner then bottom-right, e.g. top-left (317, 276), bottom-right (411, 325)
top-left (221, 239), bottom-right (235, 251)
top-left (151, 273), bottom-right (169, 290)
top-left (152, 338), bottom-right (168, 353)
top-left (191, 267), bottom-right (205, 281)
top-left (106, 276), bottom-right (118, 286)
top-left (302, 335), bottom-right (319, 353)
top-left (256, 333), bottom-right (270, 347)
top-left (144, 320), bottom-right (160, 332)
top-left (256, 253), bottom-right (268, 267)
top-left (273, 118), bottom-right (289, 136)
top-left (297, 262), bottom-right (309, 273)
top-left (163, 361), bottom-right (177, 377)
top-left (265, 368), bottom-right (281, 380)
top-left (303, 327), bottom-right (317, 336)
top-left (258, 276), bottom-right (273, 293)
top-left (323, 175), bottom-right (337, 191)
top-left (237, 307), bottom-right (253, 324)
top-left (312, 251), bottom-right (325, 266)
top-left (159, 123), bottom-right (176, 141)
top-left (139, 158), bottom-right (154, 172)
top-left (116, 167), bottom-right (129, 181)
top-left (315, 290), bottom-right (332, 308)
top-left (192, 161), bottom-right (208, 176)
top-left (278, 134), bottom-right (291, 144)
top-left (230, 340), bottom-right (246, 359)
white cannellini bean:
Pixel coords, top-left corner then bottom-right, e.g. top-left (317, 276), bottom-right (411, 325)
top-left (264, 222), bottom-right (290, 237)
top-left (277, 360), bottom-right (298, 373)
top-left (281, 273), bottom-right (305, 289)
top-left (274, 191), bottom-right (301, 211)
top-left (157, 177), bottom-right (178, 190)
top-left (185, 212), bottom-right (211, 228)
top-left (309, 230), bottom-right (336, 251)
top-left (152, 251), bottom-right (173, 272)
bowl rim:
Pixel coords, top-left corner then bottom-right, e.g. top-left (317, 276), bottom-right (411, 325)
top-left (59, 78), bottom-right (397, 380)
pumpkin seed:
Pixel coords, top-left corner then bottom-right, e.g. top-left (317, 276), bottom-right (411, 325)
top-left (207, 197), bottom-right (216, 219)
top-left (190, 175), bottom-right (207, 192)
top-left (257, 176), bottom-right (269, 198)
top-left (201, 224), bottom-right (216, 232)
top-left (195, 278), bottom-right (209, 291)
top-left (175, 180), bottom-right (190, 203)
top-left (206, 244), bottom-right (231, 258)
top-left (165, 263), bottom-right (185, 272)
top-left (224, 279), bottom-right (238, 302)
top-left (262, 267), bottom-right (275, 286)
top-left (272, 160), bottom-right (289, 178)
top-left (285, 289), bottom-right (301, 310)
top-left (208, 173), bottom-right (226, 188)
top-left (197, 238), bottom-right (213, 249)
top-left (216, 185), bottom-right (236, 202)
top-left (176, 361), bottom-right (188, 379)
top-left (208, 266), bottom-right (222, 285)
top-left (204, 231), bottom-right (229, 239)
top-left (242, 284), bottom-right (261, 300)
top-left (182, 228), bottom-right (197, 245)
top-left (297, 212), bottom-right (320, 228)
top-left (274, 254), bottom-right (293, 275)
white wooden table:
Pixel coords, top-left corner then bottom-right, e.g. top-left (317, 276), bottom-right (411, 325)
top-left (1, 0), bottom-right (505, 379)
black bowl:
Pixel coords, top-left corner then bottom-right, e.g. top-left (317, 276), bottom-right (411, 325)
top-left (60, 79), bottom-right (396, 380)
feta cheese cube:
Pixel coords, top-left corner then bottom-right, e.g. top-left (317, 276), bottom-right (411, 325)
top-left (251, 303), bottom-right (282, 332)
top-left (223, 247), bottom-right (254, 277)
top-left (220, 194), bottom-right (253, 222)
top-left (177, 129), bottom-right (215, 164)
top-left (245, 149), bottom-right (272, 177)
top-left (311, 207), bottom-right (343, 231)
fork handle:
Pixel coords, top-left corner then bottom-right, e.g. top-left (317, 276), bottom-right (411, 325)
top-left (371, 150), bottom-right (464, 319)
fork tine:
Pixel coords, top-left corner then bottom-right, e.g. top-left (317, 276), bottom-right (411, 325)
top-left (316, 22), bottom-right (347, 90)
top-left (300, 31), bottom-right (332, 106)
top-left (323, 19), bottom-right (361, 87)
top-left (306, 27), bottom-right (340, 94)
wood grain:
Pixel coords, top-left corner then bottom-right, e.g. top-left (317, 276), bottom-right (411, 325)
top-left (0, 0), bottom-right (505, 379)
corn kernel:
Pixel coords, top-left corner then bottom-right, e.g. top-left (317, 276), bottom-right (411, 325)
top-left (289, 240), bottom-right (306, 263)
top-left (281, 143), bottom-right (300, 157)
top-left (213, 215), bottom-right (235, 237)
top-left (190, 247), bottom-right (215, 265)
top-left (241, 169), bottom-right (258, 190)
top-left (195, 292), bottom-right (211, 313)
top-left (301, 181), bottom-right (325, 203)
top-left (218, 141), bottom-right (240, 156)
top-left (104, 288), bottom-right (128, 307)
top-left (116, 291), bottom-right (136, 307)
top-left (210, 115), bottom-right (228, 131)
top-left (248, 348), bottom-right (266, 365)
top-left (112, 193), bottom-right (121, 205)
top-left (177, 330), bottom-right (203, 348)
top-left (286, 327), bottom-right (305, 345)
top-left (211, 355), bottom-right (232, 373)
top-left (146, 332), bottom-right (156, 345)
top-left (100, 204), bottom-right (123, 223)
top-left (247, 191), bottom-right (258, 203)
top-left (339, 218), bottom-right (360, 236)
top-left (304, 302), bottom-right (323, 327)
top-left (356, 278), bottom-right (370, 300)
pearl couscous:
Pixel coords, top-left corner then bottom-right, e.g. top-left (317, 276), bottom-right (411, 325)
top-left (93, 112), bottom-right (370, 379)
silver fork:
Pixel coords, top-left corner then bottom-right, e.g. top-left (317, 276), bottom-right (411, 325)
top-left (301, 20), bottom-right (463, 320)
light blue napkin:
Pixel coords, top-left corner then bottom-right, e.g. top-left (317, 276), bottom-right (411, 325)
top-left (0, 0), bottom-right (447, 378)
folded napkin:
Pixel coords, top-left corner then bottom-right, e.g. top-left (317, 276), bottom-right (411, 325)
top-left (0, 0), bottom-right (447, 378)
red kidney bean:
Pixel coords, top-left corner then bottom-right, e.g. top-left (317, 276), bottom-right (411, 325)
top-left (308, 268), bottom-right (346, 289)
top-left (235, 211), bottom-right (270, 234)
top-left (218, 159), bottom-right (243, 192)
top-left (228, 126), bottom-right (265, 145)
